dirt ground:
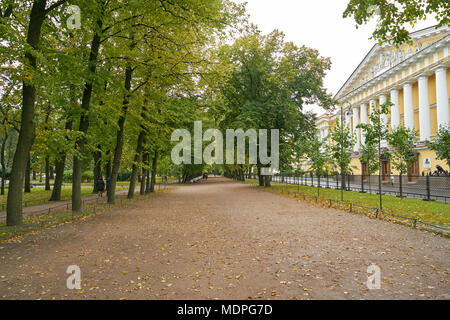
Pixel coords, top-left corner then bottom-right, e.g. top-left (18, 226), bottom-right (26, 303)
top-left (0, 177), bottom-right (448, 300)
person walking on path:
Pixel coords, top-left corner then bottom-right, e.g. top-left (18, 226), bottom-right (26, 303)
top-left (96, 177), bottom-right (105, 197)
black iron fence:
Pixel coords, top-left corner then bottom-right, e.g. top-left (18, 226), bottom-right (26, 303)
top-left (247, 173), bottom-right (449, 234)
top-left (248, 173), bottom-right (450, 203)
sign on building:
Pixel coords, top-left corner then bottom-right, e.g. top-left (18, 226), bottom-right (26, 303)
top-left (423, 158), bottom-right (432, 169)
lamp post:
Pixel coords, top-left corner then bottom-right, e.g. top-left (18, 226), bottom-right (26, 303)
top-left (339, 103), bottom-right (353, 201)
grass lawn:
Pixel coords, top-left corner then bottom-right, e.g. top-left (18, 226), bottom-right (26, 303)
top-left (244, 179), bottom-right (450, 228)
top-left (0, 177), bottom-right (176, 210)
top-left (0, 186), bottom-right (172, 242)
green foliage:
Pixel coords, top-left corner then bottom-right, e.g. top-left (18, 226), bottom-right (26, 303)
top-left (428, 125), bottom-right (450, 169)
top-left (343, 0), bottom-right (450, 45)
top-left (63, 170), bottom-right (94, 183)
top-left (212, 29), bottom-right (334, 175)
top-left (357, 102), bottom-right (391, 175)
top-left (330, 118), bottom-right (356, 174)
top-left (358, 102), bottom-right (390, 146)
top-left (0, 167), bottom-right (11, 179)
top-left (306, 134), bottom-right (331, 175)
top-left (387, 126), bottom-right (418, 174)
top-left (359, 141), bottom-right (379, 175)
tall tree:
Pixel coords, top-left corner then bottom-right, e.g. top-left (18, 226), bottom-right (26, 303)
top-left (387, 126), bottom-right (418, 197)
top-left (330, 117), bottom-right (356, 198)
top-left (214, 29), bottom-right (333, 187)
top-left (5, 0), bottom-right (68, 225)
top-left (358, 102), bottom-right (390, 210)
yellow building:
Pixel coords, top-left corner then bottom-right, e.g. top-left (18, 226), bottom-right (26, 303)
top-left (316, 25), bottom-right (450, 179)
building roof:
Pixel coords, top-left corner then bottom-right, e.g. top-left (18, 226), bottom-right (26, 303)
top-left (334, 25), bottom-right (450, 102)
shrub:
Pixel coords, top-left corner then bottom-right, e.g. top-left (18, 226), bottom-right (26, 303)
top-left (0, 167), bottom-right (11, 179)
top-left (63, 170), bottom-right (73, 183)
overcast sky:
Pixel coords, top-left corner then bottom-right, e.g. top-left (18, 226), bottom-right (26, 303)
top-left (232, 0), bottom-right (437, 115)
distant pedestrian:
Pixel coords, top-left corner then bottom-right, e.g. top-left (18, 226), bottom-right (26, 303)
top-left (106, 176), bottom-right (111, 193)
top-left (97, 177), bottom-right (105, 197)
top-left (390, 174), bottom-right (394, 186)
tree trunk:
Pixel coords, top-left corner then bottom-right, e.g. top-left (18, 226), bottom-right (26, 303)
top-left (72, 18), bottom-right (103, 213)
top-left (264, 174), bottom-right (271, 188)
top-left (45, 156), bottom-right (50, 190)
top-left (258, 166), bottom-right (264, 187)
top-left (140, 153), bottom-right (147, 196)
top-left (92, 148), bottom-right (102, 193)
top-left (145, 152), bottom-right (151, 194)
top-left (108, 64), bottom-right (133, 204)
top-left (105, 153), bottom-right (111, 179)
top-left (24, 155), bottom-right (31, 193)
top-left (0, 134), bottom-right (7, 195)
top-left (50, 155), bottom-right (65, 201)
top-left (6, 0), bottom-right (47, 226)
top-left (150, 150), bottom-right (158, 193)
top-left (49, 165), bottom-right (54, 179)
top-left (50, 119), bottom-right (72, 201)
top-left (128, 131), bottom-right (145, 199)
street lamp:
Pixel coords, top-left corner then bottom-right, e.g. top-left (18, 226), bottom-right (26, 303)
top-left (340, 103), bottom-right (353, 201)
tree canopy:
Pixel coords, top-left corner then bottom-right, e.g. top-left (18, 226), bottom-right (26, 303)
top-left (343, 0), bottom-right (450, 45)
top-left (0, 1), bottom-right (334, 226)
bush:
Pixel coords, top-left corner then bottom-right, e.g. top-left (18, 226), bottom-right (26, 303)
top-left (63, 170), bottom-right (73, 183)
top-left (0, 167), bottom-right (11, 179)
top-left (118, 169), bottom-right (131, 181)
top-left (82, 171), bottom-right (94, 182)
top-left (63, 170), bottom-right (94, 182)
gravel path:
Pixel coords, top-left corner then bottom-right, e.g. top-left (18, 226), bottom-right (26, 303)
top-left (0, 177), bottom-right (448, 300)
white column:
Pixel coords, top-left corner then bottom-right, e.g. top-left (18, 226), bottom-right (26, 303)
top-left (435, 67), bottom-right (450, 129)
top-left (418, 75), bottom-right (431, 141)
top-left (403, 82), bottom-right (415, 130)
top-left (360, 103), bottom-right (368, 145)
top-left (352, 105), bottom-right (360, 151)
top-left (379, 94), bottom-right (388, 147)
top-left (390, 89), bottom-right (400, 130)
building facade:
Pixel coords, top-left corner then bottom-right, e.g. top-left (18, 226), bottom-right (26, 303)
top-left (316, 25), bottom-right (450, 178)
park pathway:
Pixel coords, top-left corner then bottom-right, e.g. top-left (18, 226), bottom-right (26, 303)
top-left (0, 177), bottom-right (448, 299)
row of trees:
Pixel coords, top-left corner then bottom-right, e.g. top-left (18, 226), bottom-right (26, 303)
top-left (1, 0), bottom-right (446, 226)
top-left (1, 1), bottom-right (336, 226)
top-left (0, 0), bottom-right (246, 226)
top-left (303, 101), bottom-right (449, 201)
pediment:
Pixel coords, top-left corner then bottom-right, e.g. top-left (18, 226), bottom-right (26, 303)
top-left (334, 25), bottom-right (450, 101)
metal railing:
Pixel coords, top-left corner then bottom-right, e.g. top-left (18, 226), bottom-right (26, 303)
top-left (247, 173), bottom-right (450, 235)
top-left (251, 173), bottom-right (450, 203)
